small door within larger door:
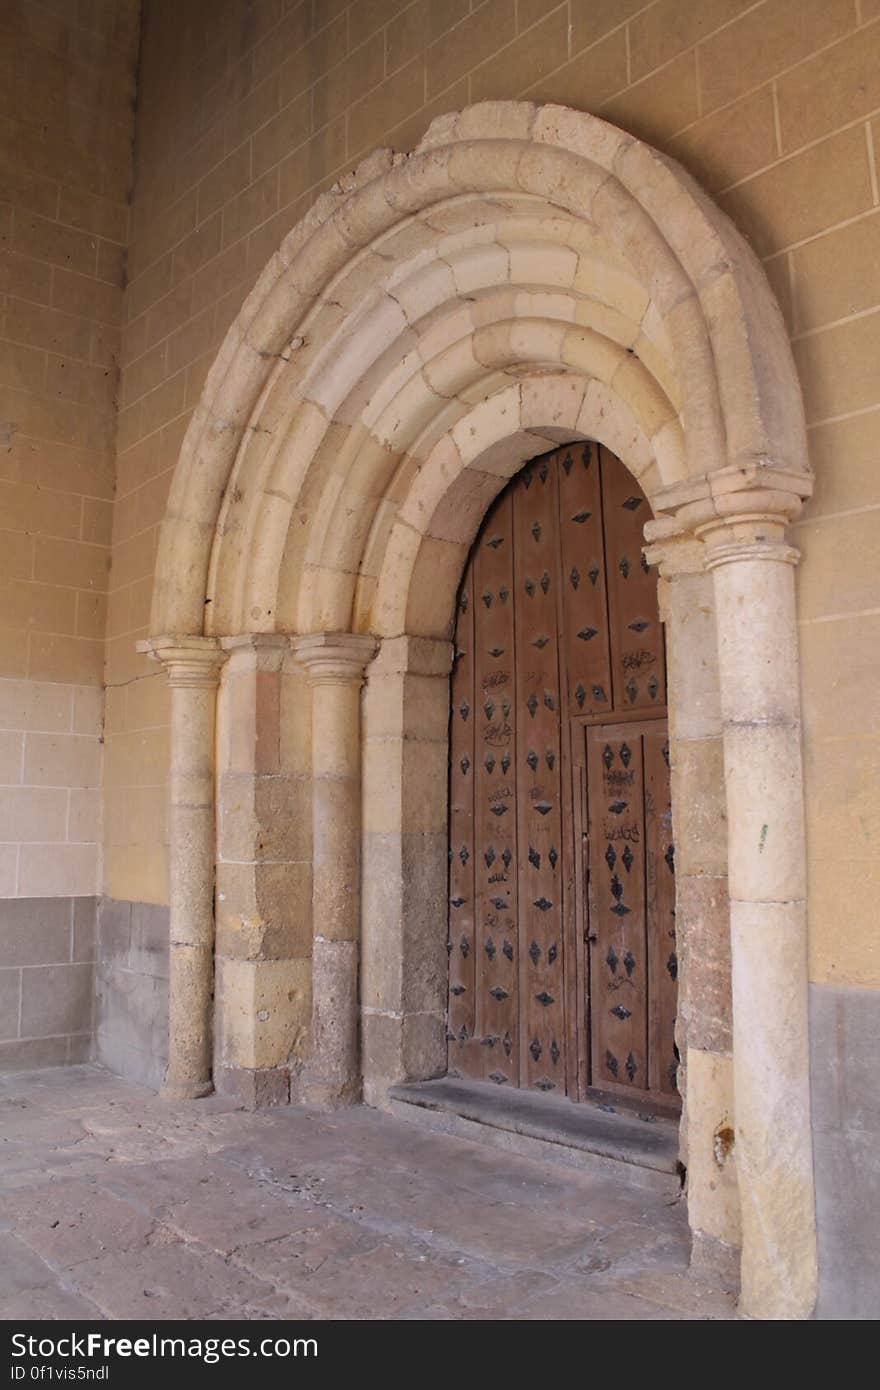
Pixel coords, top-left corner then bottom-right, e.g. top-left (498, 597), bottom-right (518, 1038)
top-left (584, 721), bottom-right (678, 1102)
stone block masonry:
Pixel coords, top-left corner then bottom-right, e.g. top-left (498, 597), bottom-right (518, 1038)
top-left (109, 0), bottom-right (880, 1000)
top-left (0, 678), bottom-right (104, 899)
top-left (0, 896), bottom-right (96, 1070)
top-left (0, 0), bottom-right (139, 996)
top-left (95, 899), bottom-right (169, 1092)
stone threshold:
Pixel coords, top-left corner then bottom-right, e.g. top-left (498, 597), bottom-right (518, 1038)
top-left (389, 1076), bottom-right (682, 1192)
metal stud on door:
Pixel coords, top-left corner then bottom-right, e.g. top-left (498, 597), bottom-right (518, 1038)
top-left (514, 457), bottom-right (564, 1092)
top-left (448, 580), bottom-right (476, 1074)
top-left (473, 493), bottom-right (519, 1084)
top-left (586, 728), bottom-right (648, 1092)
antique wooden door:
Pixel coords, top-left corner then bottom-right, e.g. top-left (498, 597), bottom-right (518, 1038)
top-left (447, 441), bottom-right (678, 1106)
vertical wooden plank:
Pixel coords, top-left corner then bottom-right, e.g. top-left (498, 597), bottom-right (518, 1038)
top-left (571, 743), bottom-right (589, 1100)
top-left (552, 448), bottom-right (579, 1100)
top-left (558, 441), bottom-right (613, 720)
top-left (472, 492), bottom-right (519, 1085)
top-left (513, 454), bottom-right (566, 1095)
top-left (644, 727), bottom-right (678, 1096)
top-left (447, 563), bottom-right (477, 1078)
top-left (599, 447), bottom-right (666, 714)
top-left (586, 726), bottom-right (649, 1094)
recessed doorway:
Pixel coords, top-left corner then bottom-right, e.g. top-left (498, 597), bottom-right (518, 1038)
top-left (447, 441), bottom-right (677, 1110)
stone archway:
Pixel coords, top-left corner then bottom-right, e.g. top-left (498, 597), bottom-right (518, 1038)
top-left (142, 102), bottom-right (815, 1319)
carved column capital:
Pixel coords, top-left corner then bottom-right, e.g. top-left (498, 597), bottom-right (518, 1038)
top-left (701, 534), bottom-right (800, 571)
top-left (138, 635), bottom-right (227, 687)
top-left (693, 492), bottom-right (803, 562)
top-left (220, 632), bottom-right (290, 674)
top-left (643, 518), bottom-right (708, 578)
top-left (650, 462), bottom-right (812, 574)
top-left (293, 632), bottom-right (378, 685)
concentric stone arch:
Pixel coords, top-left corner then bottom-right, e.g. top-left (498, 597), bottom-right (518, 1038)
top-left (152, 100), bottom-right (807, 639)
top-left (144, 102), bottom-right (816, 1319)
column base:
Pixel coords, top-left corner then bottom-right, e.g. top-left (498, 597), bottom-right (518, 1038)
top-left (161, 1078), bottom-right (214, 1101)
top-left (298, 1071), bottom-right (362, 1109)
top-left (298, 1073), bottom-right (361, 1106)
top-left (689, 1229), bottom-right (741, 1294)
top-left (215, 1065), bottom-right (291, 1109)
top-left (306, 936), bottom-right (360, 1107)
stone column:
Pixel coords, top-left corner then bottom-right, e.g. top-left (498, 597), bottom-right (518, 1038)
top-left (294, 632), bottom-right (377, 1107)
top-left (701, 514), bottom-right (817, 1321)
top-left (138, 636), bottom-right (226, 1100)
top-left (213, 635), bottom-right (312, 1108)
top-left (361, 636), bottom-right (453, 1107)
top-left (645, 524), bottom-right (739, 1285)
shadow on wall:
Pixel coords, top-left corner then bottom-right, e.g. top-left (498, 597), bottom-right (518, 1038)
top-left (96, 898), bottom-right (169, 1089)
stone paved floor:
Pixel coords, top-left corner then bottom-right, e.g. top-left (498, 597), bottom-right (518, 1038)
top-left (0, 1066), bottom-right (735, 1320)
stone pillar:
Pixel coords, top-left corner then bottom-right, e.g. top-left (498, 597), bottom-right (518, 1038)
top-left (645, 524), bottom-right (740, 1286)
top-left (137, 636), bottom-right (226, 1100)
top-left (294, 632), bottom-right (377, 1107)
top-left (702, 515), bottom-right (818, 1321)
top-left (213, 635), bottom-right (312, 1107)
top-left (361, 636), bottom-right (453, 1107)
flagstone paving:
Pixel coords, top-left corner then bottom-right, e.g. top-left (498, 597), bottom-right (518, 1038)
top-left (0, 1066), bottom-right (735, 1321)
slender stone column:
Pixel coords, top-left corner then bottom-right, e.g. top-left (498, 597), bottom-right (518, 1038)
top-left (701, 516), bottom-right (817, 1320)
top-left (138, 636), bottom-right (226, 1100)
top-left (213, 634), bottom-right (311, 1108)
top-left (294, 632), bottom-right (377, 1107)
top-left (645, 524), bottom-right (739, 1284)
top-left (361, 635), bottom-right (454, 1107)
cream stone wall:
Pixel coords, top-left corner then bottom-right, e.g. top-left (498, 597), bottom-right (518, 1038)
top-left (0, 0), bottom-right (140, 900)
top-left (0, 678), bottom-right (103, 897)
top-left (111, 0), bottom-right (880, 999)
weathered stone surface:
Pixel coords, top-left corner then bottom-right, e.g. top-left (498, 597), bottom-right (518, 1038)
top-left (0, 898), bottom-right (73, 968)
top-left (7, 1182), bottom-right (156, 1269)
top-left (0, 1064), bottom-right (735, 1321)
top-left (0, 1232), bottom-right (56, 1297)
top-left (215, 1064), bottom-right (291, 1109)
top-left (810, 982), bottom-right (880, 1319)
top-left (20, 963), bottom-right (93, 1038)
top-left (682, 1048), bottom-right (740, 1251)
top-left (670, 738), bottom-right (727, 877)
top-left (676, 874), bottom-right (732, 1054)
top-left (0, 898), bottom-right (98, 1064)
top-left (73, 898), bottom-right (98, 964)
top-left (72, 1244), bottom-right (302, 1321)
top-left (0, 1285), bottom-right (103, 1320)
top-left (215, 860), bottom-right (312, 962)
top-left (95, 917), bottom-right (169, 1093)
top-left (97, 898), bottom-right (132, 965)
top-left (215, 956), bottom-right (310, 1073)
top-left (128, 903), bottom-right (170, 979)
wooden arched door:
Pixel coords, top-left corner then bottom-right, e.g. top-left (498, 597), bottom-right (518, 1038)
top-left (447, 442), bottom-right (678, 1108)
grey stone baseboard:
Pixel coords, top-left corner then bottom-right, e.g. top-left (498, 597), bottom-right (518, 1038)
top-left (0, 896), bottom-right (96, 1070)
top-left (95, 898), bottom-right (169, 1091)
top-left (810, 981), bottom-right (880, 1319)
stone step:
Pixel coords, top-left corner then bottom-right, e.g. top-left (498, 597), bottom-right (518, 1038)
top-left (389, 1076), bottom-right (683, 1192)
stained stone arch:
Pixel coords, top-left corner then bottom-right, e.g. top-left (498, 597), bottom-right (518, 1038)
top-left (144, 103), bottom-right (815, 1319)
